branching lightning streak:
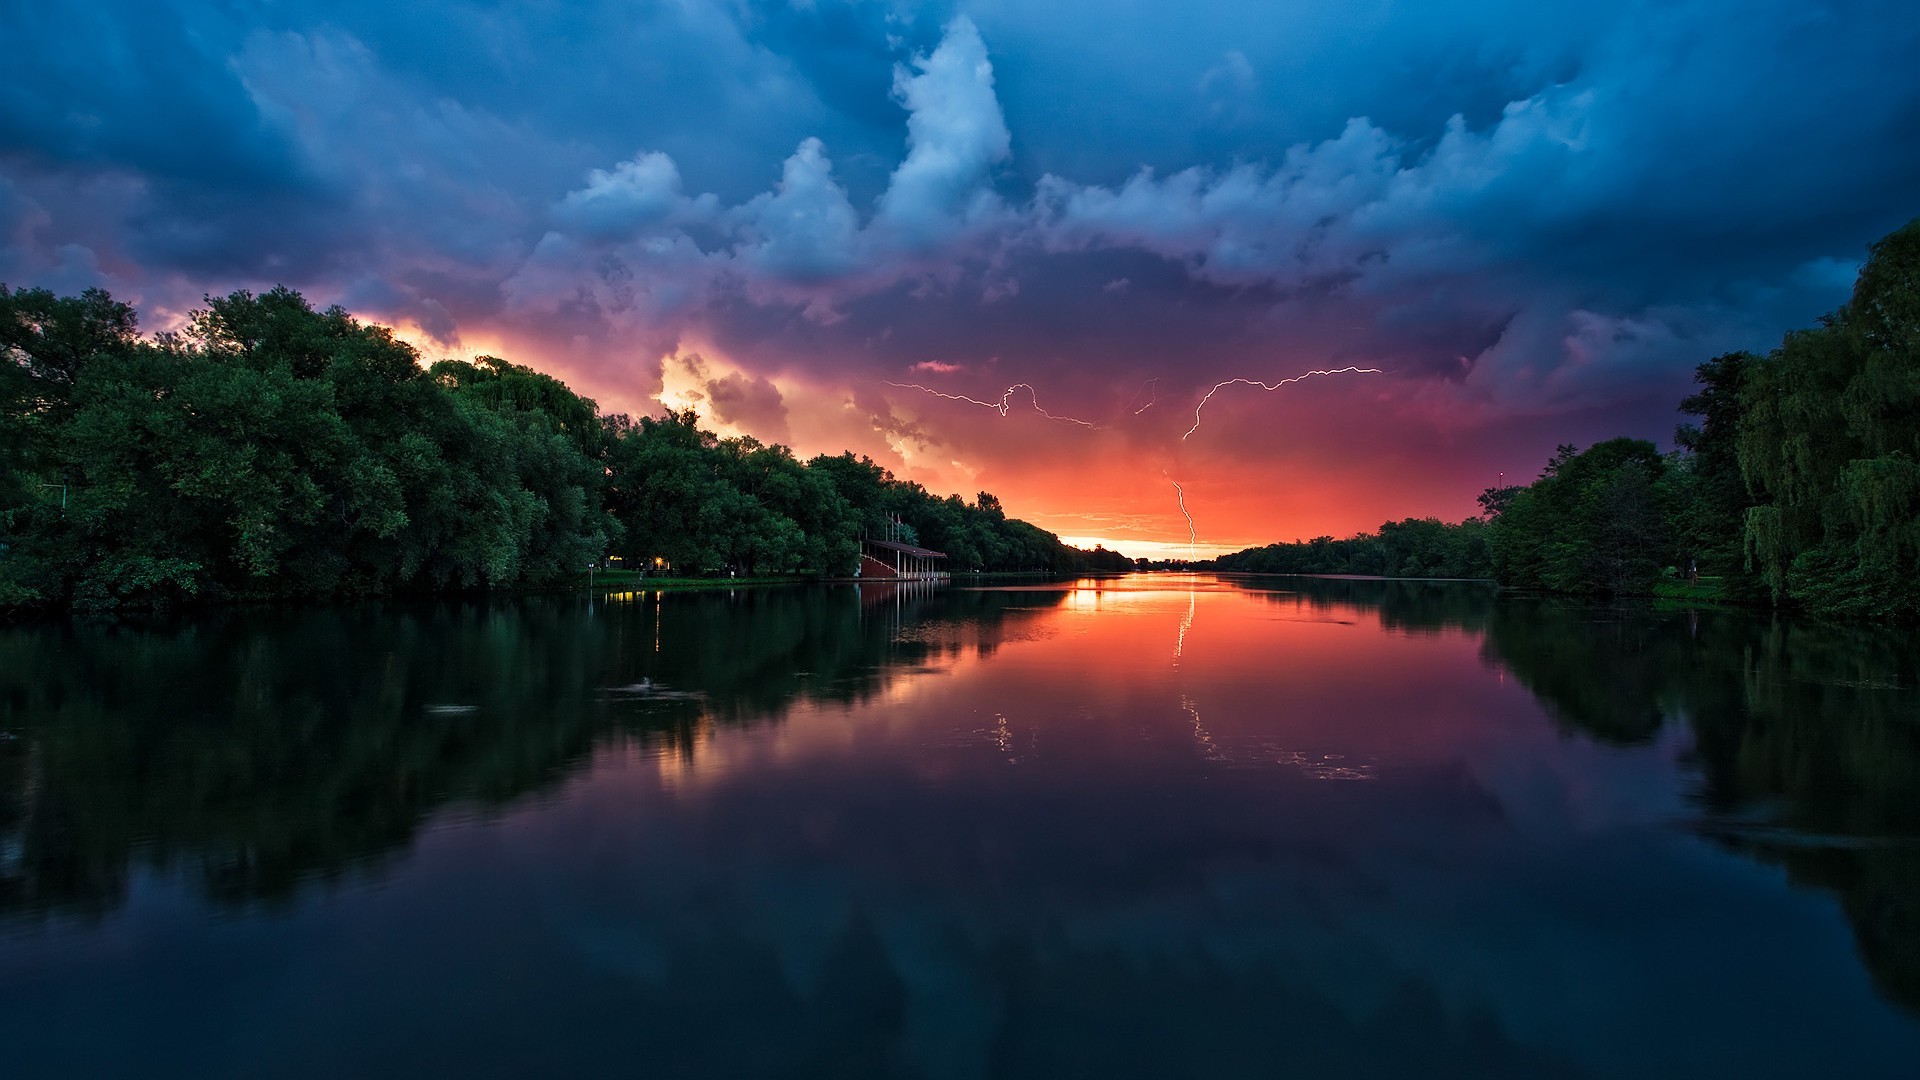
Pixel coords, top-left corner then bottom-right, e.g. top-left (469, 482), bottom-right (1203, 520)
top-left (884, 366), bottom-right (1379, 557)
top-left (1182, 366), bottom-right (1384, 440)
top-left (1128, 377), bottom-right (1160, 415)
top-left (884, 381), bottom-right (1097, 427)
top-left (1171, 479), bottom-right (1196, 557)
top-left (881, 382), bottom-right (1002, 410)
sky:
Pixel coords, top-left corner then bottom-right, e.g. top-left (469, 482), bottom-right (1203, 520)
top-left (5, 1), bottom-right (1919, 558)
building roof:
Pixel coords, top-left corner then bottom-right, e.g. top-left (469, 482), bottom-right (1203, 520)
top-left (862, 537), bottom-right (948, 559)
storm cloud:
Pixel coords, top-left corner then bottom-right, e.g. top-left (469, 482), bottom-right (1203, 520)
top-left (5, 0), bottom-right (1918, 552)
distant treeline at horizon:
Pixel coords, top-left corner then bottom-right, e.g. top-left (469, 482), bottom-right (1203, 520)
top-left (0, 285), bottom-right (1130, 611)
top-left (1214, 216), bottom-right (1920, 619)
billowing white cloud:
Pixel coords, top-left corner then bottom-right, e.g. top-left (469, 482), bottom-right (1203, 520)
top-left (1033, 84), bottom-right (1602, 295)
top-left (6, 0), bottom-right (1916, 445)
top-left (731, 137), bottom-right (864, 283)
top-left (553, 152), bottom-right (718, 242)
top-left (503, 228), bottom-right (718, 326)
top-left (874, 16), bottom-right (1013, 248)
top-left (508, 16), bottom-right (1018, 326)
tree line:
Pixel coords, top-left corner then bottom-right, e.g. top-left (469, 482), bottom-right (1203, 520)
top-left (0, 285), bottom-right (1128, 611)
top-left (1211, 516), bottom-right (1493, 579)
top-left (1214, 216), bottom-right (1920, 618)
top-left (1486, 217), bottom-right (1920, 615)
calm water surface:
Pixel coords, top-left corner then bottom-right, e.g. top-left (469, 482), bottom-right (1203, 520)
top-left (4, 574), bottom-right (1919, 1077)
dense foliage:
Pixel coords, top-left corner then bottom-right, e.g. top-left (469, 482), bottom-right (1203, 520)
top-left (0, 286), bottom-right (1116, 611)
top-left (1483, 217), bottom-right (1920, 613)
top-left (1216, 217), bottom-right (1920, 616)
top-left (1485, 438), bottom-right (1672, 595)
top-left (1737, 221), bottom-right (1920, 617)
top-left (1212, 516), bottom-right (1494, 579)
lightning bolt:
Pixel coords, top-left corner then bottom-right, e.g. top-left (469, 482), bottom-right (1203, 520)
top-left (1128, 377), bottom-right (1160, 415)
top-left (1182, 366), bottom-right (1384, 440)
top-left (885, 381), bottom-right (1097, 428)
top-left (1171, 479), bottom-right (1196, 557)
top-left (881, 382), bottom-right (1003, 410)
top-left (885, 366), bottom-right (1379, 557)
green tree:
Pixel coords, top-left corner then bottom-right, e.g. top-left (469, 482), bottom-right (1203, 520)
top-left (1, 285), bottom-right (145, 604)
top-left (1740, 219), bottom-right (1920, 617)
top-left (1673, 352), bottom-right (1759, 589)
top-left (606, 408), bottom-right (728, 571)
top-left (1491, 439), bottom-right (1671, 595)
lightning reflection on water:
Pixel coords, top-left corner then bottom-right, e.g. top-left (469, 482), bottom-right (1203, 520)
top-left (1176, 586), bottom-right (1195, 659)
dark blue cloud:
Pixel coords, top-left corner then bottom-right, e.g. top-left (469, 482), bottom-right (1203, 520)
top-left (0, 5), bottom-right (303, 191)
top-left (2, 0), bottom-right (1917, 434)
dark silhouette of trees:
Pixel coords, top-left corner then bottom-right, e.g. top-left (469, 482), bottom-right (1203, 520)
top-left (1489, 438), bottom-right (1671, 595)
top-left (1465, 217), bottom-right (1920, 609)
top-left (1212, 517), bottom-right (1493, 579)
top-left (1739, 220), bottom-right (1920, 617)
top-left (1, 286), bottom-right (1111, 611)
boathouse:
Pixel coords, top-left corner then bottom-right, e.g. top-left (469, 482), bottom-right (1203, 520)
top-left (859, 537), bottom-right (949, 580)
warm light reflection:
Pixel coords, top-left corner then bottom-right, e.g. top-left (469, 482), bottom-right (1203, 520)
top-left (636, 600), bottom-right (1065, 797)
top-left (624, 575), bottom-right (1487, 799)
top-left (1175, 586), bottom-right (1195, 659)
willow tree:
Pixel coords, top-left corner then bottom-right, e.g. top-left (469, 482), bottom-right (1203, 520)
top-left (1740, 219), bottom-right (1920, 617)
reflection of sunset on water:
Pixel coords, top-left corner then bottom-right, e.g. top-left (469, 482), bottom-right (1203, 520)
top-left (5, 576), bottom-right (1920, 1075)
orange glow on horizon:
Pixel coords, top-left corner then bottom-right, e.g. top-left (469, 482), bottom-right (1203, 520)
top-left (359, 310), bottom-right (1503, 558)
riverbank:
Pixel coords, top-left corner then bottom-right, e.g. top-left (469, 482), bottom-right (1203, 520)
top-left (572, 568), bottom-right (1077, 591)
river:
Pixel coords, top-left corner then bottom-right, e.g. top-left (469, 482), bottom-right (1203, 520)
top-left (2, 574), bottom-right (1917, 1077)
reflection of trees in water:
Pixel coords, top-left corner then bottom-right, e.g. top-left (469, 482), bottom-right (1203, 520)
top-left (1481, 600), bottom-right (1920, 1015)
top-left (1220, 575), bottom-right (1920, 1015)
top-left (1480, 602), bottom-right (1700, 745)
top-left (7, 576), bottom-right (1920, 1022)
top-left (1220, 574), bottom-right (1498, 635)
top-left (0, 587), bottom-right (1064, 918)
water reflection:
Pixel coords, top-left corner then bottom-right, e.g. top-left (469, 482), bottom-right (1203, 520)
top-left (1, 575), bottom-right (1917, 1077)
top-left (0, 587), bottom-right (1065, 917)
top-left (1480, 597), bottom-right (1920, 1014)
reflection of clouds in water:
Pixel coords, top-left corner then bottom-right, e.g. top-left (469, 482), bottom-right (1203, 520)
top-left (9, 575), bottom-right (1920, 1074)
top-left (528, 742), bottom-right (1557, 1077)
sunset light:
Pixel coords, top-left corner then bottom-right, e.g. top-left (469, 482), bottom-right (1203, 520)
top-left (5, 3), bottom-right (1920, 1074)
